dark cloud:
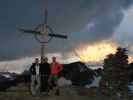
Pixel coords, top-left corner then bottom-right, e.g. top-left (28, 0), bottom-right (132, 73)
top-left (0, 0), bottom-right (133, 61)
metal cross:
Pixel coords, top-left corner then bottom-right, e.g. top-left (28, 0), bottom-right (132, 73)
top-left (19, 0), bottom-right (67, 62)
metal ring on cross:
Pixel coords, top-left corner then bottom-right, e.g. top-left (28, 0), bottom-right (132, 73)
top-left (34, 24), bottom-right (53, 44)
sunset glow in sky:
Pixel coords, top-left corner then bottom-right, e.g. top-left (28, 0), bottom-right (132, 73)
top-left (75, 42), bottom-right (117, 62)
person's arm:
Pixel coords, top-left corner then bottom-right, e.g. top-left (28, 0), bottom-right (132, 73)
top-left (48, 64), bottom-right (51, 75)
top-left (58, 63), bottom-right (64, 72)
top-left (39, 63), bottom-right (42, 75)
top-left (30, 63), bottom-right (34, 75)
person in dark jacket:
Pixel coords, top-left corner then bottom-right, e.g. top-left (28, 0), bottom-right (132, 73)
top-left (30, 58), bottom-right (40, 95)
top-left (40, 57), bottom-right (51, 92)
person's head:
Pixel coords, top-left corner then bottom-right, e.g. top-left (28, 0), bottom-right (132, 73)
top-left (43, 57), bottom-right (48, 63)
top-left (34, 58), bottom-right (39, 64)
top-left (52, 56), bottom-right (57, 62)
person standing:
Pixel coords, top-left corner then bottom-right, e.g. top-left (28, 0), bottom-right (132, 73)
top-left (40, 57), bottom-right (51, 93)
top-left (30, 58), bottom-right (40, 95)
top-left (50, 57), bottom-right (63, 96)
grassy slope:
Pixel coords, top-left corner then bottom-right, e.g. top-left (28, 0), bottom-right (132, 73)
top-left (0, 84), bottom-right (133, 100)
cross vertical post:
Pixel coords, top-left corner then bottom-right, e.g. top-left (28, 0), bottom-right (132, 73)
top-left (41, 44), bottom-right (45, 62)
top-left (40, 0), bottom-right (48, 62)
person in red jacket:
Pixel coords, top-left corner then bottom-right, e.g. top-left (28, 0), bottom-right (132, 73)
top-left (50, 56), bottom-right (63, 95)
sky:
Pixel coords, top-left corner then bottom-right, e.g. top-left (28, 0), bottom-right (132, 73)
top-left (0, 0), bottom-right (133, 72)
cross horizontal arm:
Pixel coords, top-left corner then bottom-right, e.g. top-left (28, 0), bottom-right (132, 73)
top-left (48, 33), bottom-right (67, 39)
top-left (19, 28), bottom-right (67, 39)
top-left (19, 28), bottom-right (42, 35)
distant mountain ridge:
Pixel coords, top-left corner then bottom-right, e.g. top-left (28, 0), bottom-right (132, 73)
top-left (59, 61), bottom-right (96, 86)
